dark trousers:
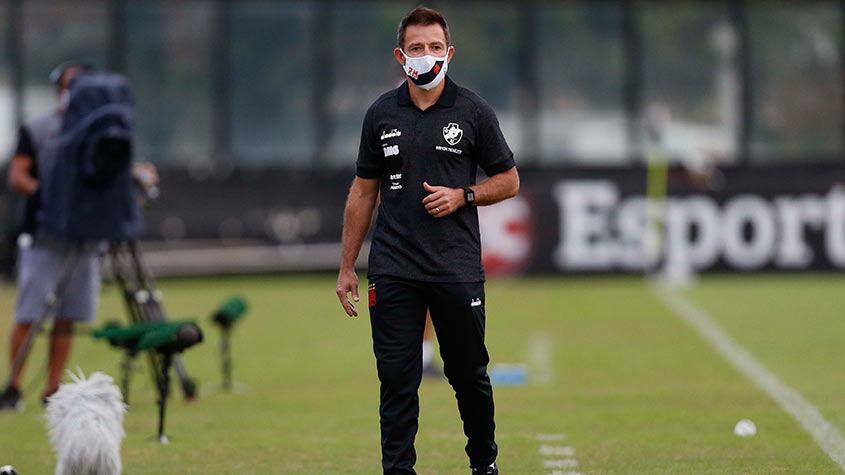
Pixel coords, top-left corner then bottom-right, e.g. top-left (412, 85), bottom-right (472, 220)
top-left (368, 275), bottom-right (497, 474)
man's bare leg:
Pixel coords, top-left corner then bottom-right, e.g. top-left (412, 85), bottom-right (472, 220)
top-left (45, 320), bottom-right (74, 397)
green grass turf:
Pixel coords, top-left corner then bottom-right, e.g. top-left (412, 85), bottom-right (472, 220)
top-left (0, 273), bottom-right (842, 473)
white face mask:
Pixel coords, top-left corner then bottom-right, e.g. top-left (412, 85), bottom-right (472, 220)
top-left (400, 48), bottom-right (449, 90)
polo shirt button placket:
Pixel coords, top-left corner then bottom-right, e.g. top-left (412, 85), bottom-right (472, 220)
top-left (414, 115), bottom-right (424, 155)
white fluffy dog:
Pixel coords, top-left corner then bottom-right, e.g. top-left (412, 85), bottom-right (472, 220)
top-left (45, 369), bottom-right (126, 475)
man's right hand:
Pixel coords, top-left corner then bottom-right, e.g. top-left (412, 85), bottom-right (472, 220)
top-left (336, 268), bottom-right (360, 317)
top-left (336, 176), bottom-right (379, 318)
top-left (17, 178), bottom-right (38, 197)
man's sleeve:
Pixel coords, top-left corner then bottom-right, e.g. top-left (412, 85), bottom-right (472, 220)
top-left (355, 107), bottom-right (384, 179)
top-left (15, 126), bottom-right (35, 158)
top-left (475, 101), bottom-right (515, 177)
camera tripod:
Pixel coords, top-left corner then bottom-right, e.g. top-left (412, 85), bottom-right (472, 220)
top-left (106, 240), bottom-right (196, 403)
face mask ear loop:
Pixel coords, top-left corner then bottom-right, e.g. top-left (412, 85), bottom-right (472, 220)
top-left (400, 49), bottom-right (412, 66)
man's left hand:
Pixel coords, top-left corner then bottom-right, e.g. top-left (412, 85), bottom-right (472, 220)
top-left (422, 182), bottom-right (465, 218)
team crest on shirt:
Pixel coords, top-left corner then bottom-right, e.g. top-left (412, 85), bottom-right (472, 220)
top-left (443, 122), bottom-right (463, 146)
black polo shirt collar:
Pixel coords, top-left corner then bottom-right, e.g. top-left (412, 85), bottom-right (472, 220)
top-left (397, 76), bottom-right (458, 109)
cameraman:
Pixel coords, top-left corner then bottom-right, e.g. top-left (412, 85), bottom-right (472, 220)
top-left (0, 63), bottom-right (154, 409)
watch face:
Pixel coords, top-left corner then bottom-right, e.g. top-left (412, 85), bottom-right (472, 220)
top-left (466, 189), bottom-right (475, 203)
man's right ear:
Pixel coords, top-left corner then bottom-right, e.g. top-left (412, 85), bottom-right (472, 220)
top-left (393, 48), bottom-right (405, 66)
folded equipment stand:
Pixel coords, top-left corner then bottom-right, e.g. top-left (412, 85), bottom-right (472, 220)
top-left (107, 241), bottom-right (197, 402)
top-left (93, 319), bottom-right (203, 443)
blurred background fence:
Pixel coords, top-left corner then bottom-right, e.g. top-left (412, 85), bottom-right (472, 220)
top-left (0, 0), bottom-right (843, 275)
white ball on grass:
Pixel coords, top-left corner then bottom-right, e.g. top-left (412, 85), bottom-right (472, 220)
top-left (734, 419), bottom-right (757, 437)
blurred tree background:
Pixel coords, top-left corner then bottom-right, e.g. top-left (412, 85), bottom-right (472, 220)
top-left (0, 0), bottom-right (842, 168)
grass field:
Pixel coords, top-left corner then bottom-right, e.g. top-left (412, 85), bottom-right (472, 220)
top-left (0, 272), bottom-right (844, 474)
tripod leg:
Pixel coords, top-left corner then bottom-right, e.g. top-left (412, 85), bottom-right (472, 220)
top-left (221, 329), bottom-right (232, 391)
top-left (127, 241), bottom-right (166, 320)
top-left (120, 352), bottom-right (133, 405)
top-left (157, 353), bottom-right (171, 444)
top-left (126, 241), bottom-right (197, 400)
top-left (109, 243), bottom-right (161, 401)
top-left (109, 243), bottom-right (146, 325)
top-left (170, 357), bottom-right (195, 399)
top-left (2, 244), bottom-right (84, 394)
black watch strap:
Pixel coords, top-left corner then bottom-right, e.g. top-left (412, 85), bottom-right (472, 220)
top-left (463, 187), bottom-right (475, 206)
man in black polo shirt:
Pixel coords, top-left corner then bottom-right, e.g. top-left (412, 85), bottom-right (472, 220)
top-left (335, 6), bottom-right (519, 474)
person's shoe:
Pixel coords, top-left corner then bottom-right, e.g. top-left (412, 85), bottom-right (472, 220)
top-left (0, 386), bottom-right (24, 412)
top-left (471, 462), bottom-right (498, 474)
top-left (42, 386), bottom-right (59, 407)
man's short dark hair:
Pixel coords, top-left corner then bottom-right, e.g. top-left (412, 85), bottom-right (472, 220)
top-left (397, 5), bottom-right (450, 49)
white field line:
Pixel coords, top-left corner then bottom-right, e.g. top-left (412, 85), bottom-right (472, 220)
top-left (537, 434), bottom-right (579, 475)
top-left (544, 459), bottom-right (578, 469)
top-left (540, 445), bottom-right (575, 457)
top-left (528, 333), bottom-right (554, 386)
top-left (654, 287), bottom-right (845, 472)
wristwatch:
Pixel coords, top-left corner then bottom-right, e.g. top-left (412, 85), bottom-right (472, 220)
top-left (462, 187), bottom-right (475, 206)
